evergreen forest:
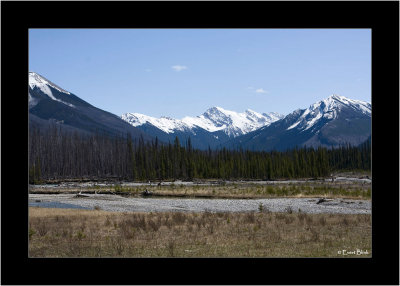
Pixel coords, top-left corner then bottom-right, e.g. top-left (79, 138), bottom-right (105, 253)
top-left (28, 125), bottom-right (371, 184)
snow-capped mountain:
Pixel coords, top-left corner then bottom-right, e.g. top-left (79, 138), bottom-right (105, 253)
top-left (286, 94), bottom-right (371, 132)
top-left (121, 107), bottom-right (284, 150)
top-left (224, 94), bottom-right (371, 151)
top-left (29, 72), bottom-right (75, 108)
top-left (28, 72), bottom-right (151, 140)
top-left (121, 113), bottom-right (195, 134)
top-left (182, 107), bottom-right (284, 137)
top-left (122, 107), bottom-right (284, 138)
top-left (28, 72), bottom-right (371, 151)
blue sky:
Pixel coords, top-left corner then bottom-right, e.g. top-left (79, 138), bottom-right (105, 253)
top-left (29, 29), bottom-right (371, 118)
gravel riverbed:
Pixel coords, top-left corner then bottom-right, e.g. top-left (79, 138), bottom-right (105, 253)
top-left (29, 176), bottom-right (371, 190)
top-left (29, 194), bottom-right (371, 214)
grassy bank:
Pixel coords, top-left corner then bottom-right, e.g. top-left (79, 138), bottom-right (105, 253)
top-left (30, 180), bottom-right (372, 200)
top-left (29, 207), bottom-right (372, 258)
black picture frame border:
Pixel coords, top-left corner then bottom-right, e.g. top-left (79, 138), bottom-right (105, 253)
top-left (1, 1), bottom-right (399, 285)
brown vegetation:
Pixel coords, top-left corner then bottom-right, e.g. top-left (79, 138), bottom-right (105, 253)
top-left (30, 180), bottom-right (371, 200)
top-left (28, 207), bottom-right (371, 258)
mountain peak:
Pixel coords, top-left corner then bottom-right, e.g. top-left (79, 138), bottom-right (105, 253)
top-left (245, 108), bottom-right (259, 115)
top-left (325, 94), bottom-right (370, 107)
top-left (287, 94), bottom-right (371, 132)
top-left (29, 71), bottom-right (71, 95)
top-left (123, 106), bottom-right (284, 138)
top-left (29, 72), bottom-right (151, 141)
top-left (329, 94), bottom-right (344, 101)
top-left (203, 106), bottom-right (227, 115)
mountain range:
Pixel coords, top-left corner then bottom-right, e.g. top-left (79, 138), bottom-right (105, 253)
top-left (28, 72), bottom-right (371, 151)
top-left (121, 107), bottom-right (284, 149)
top-left (224, 95), bottom-right (371, 151)
top-left (28, 72), bottom-right (151, 141)
top-left (121, 95), bottom-right (371, 151)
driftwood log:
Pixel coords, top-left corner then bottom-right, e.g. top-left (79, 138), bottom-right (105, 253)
top-left (141, 189), bottom-right (153, 197)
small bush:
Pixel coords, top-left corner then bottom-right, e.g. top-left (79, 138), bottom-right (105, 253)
top-left (206, 223), bottom-right (215, 234)
top-left (36, 219), bottom-right (49, 236)
top-left (172, 212), bottom-right (186, 225)
top-left (284, 216), bottom-right (295, 224)
top-left (112, 237), bottom-right (124, 256)
top-left (114, 184), bottom-right (123, 192)
top-left (29, 228), bottom-right (36, 240)
top-left (309, 228), bottom-right (320, 242)
top-left (75, 230), bottom-right (86, 240)
top-left (104, 216), bottom-right (111, 226)
top-left (244, 212), bottom-right (255, 223)
top-left (275, 213), bottom-right (286, 220)
top-left (119, 221), bottom-right (136, 239)
top-left (167, 240), bottom-right (175, 257)
top-left (297, 212), bottom-right (307, 223)
top-left (148, 219), bottom-right (161, 232)
top-left (285, 206), bottom-right (293, 214)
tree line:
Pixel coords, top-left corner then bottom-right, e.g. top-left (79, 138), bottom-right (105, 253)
top-left (29, 125), bottom-right (371, 183)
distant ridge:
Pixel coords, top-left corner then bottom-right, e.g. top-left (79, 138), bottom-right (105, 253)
top-left (121, 107), bottom-right (284, 149)
top-left (28, 72), bottom-right (153, 141)
top-left (122, 94), bottom-right (371, 151)
top-left (223, 94), bottom-right (371, 151)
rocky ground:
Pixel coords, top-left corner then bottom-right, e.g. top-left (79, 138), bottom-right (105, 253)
top-left (29, 193), bottom-right (371, 214)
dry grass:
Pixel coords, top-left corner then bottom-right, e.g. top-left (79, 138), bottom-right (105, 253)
top-left (28, 207), bottom-right (371, 258)
top-left (30, 180), bottom-right (371, 200)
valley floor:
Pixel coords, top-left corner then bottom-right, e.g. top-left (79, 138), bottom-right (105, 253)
top-left (28, 207), bottom-right (372, 258)
top-left (30, 174), bottom-right (371, 200)
top-left (29, 194), bottom-right (370, 214)
top-left (28, 175), bottom-right (372, 258)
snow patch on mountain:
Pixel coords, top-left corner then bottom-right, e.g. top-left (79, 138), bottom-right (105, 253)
top-left (287, 120), bottom-right (301, 130)
top-left (286, 94), bottom-right (371, 132)
top-left (28, 92), bottom-right (39, 108)
top-left (122, 107), bottom-right (284, 137)
top-left (262, 112), bottom-right (284, 122)
top-left (121, 113), bottom-right (193, 134)
top-left (183, 107), bottom-right (284, 137)
top-left (29, 72), bottom-right (71, 95)
top-left (29, 72), bottom-right (75, 108)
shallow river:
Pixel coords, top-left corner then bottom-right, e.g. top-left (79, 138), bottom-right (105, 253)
top-left (29, 194), bottom-right (371, 214)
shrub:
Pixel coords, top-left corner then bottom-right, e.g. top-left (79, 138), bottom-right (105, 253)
top-left (297, 212), bottom-right (307, 223)
top-left (172, 212), bottom-right (186, 225)
top-left (114, 184), bottom-right (122, 192)
top-left (120, 225), bottom-right (136, 239)
top-left (104, 216), bottom-right (111, 226)
top-left (167, 240), bottom-right (175, 257)
top-left (284, 216), bottom-right (295, 224)
top-left (36, 219), bottom-right (49, 236)
top-left (29, 228), bottom-right (36, 240)
top-left (285, 206), bottom-right (293, 214)
top-left (148, 219), bottom-right (161, 232)
top-left (75, 230), bottom-right (86, 240)
top-left (309, 228), bottom-right (320, 242)
top-left (305, 215), bottom-right (313, 225)
top-left (244, 212), bottom-right (255, 223)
